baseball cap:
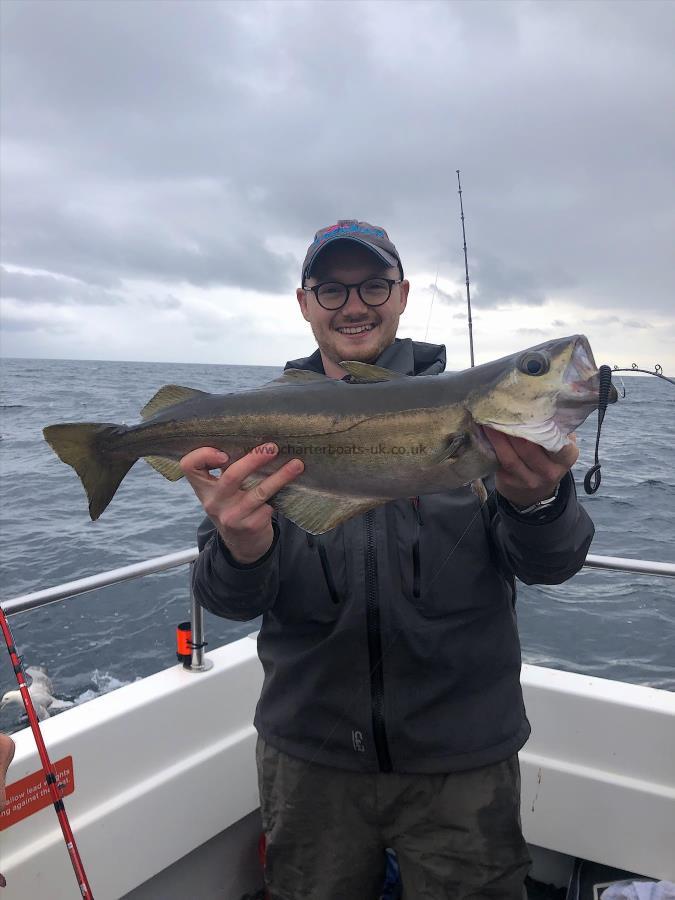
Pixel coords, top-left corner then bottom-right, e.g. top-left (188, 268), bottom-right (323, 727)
top-left (302, 220), bottom-right (403, 281)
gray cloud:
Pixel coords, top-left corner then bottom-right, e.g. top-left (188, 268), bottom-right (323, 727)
top-left (468, 253), bottom-right (572, 309)
top-left (430, 284), bottom-right (465, 306)
top-left (147, 295), bottom-right (182, 311)
top-left (0, 307), bottom-right (75, 334)
top-left (1, 266), bottom-right (123, 305)
top-left (1, 0), bottom-right (674, 329)
top-left (622, 319), bottom-right (652, 329)
top-left (582, 316), bottom-right (622, 327)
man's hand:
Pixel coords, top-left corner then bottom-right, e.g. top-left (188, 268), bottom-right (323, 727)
top-left (180, 444), bottom-right (304, 564)
top-left (484, 427), bottom-right (579, 509)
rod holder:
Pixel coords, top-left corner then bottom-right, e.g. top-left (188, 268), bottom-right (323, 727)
top-left (184, 562), bottom-right (213, 673)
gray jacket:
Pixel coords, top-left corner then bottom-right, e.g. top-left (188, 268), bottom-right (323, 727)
top-left (192, 339), bottom-right (595, 773)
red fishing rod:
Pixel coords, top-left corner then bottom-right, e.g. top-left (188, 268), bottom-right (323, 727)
top-left (0, 606), bottom-right (94, 897)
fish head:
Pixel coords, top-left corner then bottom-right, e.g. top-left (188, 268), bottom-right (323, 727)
top-left (467, 334), bottom-right (618, 453)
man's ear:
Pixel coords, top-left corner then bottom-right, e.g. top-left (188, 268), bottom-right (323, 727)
top-left (297, 287), bottom-right (311, 322)
top-left (399, 279), bottom-right (410, 314)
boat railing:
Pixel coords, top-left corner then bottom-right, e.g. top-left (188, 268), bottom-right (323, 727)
top-left (2, 551), bottom-right (674, 672)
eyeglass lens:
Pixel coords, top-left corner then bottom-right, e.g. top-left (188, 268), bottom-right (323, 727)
top-left (316, 278), bottom-right (392, 309)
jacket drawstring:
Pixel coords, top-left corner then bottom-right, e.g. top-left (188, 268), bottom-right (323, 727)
top-left (306, 533), bottom-right (341, 604)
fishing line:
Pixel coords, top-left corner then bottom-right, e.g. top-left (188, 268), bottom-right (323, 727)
top-left (425, 487), bottom-right (498, 590)
top-left (0, 607), bottom-right (95, 897)
top-left (423, 268), bottom-right (439, 342)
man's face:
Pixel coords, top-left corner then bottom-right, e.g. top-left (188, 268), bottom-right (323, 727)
top-left (296, 242), bottom-right (409, 371)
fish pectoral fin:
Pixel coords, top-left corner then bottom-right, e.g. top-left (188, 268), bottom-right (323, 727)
top-left (338, 361), bottom-right (405, 383)
top-left (436, 432), bottom-right (469, 463)
top-left (140, 385), bottom-right (209, 420)
top-left (269, 369), bottom-right (330, 385)
top-left (144, 456), bottom-right (185, 481)
top-left (271, 483), bottom-right (384, 534)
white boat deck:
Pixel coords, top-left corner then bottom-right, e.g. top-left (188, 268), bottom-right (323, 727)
top-left (2, 633), bottom-right (674, 899)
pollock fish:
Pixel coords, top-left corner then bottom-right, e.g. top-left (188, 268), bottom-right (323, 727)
top-left (43, 334), bottom-right (617, 534)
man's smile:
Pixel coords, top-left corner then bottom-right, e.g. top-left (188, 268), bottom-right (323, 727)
top-left (335, 323), bottom-right (378, 336)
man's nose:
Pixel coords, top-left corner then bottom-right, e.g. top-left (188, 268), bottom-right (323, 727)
top-left (342, 286), bottom-right (367, 313)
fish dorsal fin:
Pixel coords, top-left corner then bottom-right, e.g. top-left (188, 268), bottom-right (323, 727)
top-left (270, 481), bottom-right (383, 534)
top-left (144, 455), bottom-right (185, 481)
top-left (270, 369), bottom-right (329, 385)
top-left (141, 385), bottom-right (208, 420)
top-left (338, 361), bottom-right (404, 383)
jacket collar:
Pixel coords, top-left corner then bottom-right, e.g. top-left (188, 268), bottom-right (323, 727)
top-left (284, 337), bottom-right (446, 377)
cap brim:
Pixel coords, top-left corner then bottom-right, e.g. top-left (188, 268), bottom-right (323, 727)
top-left (304, 236), bottom-right (399, 280)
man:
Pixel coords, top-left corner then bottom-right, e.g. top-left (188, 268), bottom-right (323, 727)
top-left (181, 221), bottom-right (594, 900)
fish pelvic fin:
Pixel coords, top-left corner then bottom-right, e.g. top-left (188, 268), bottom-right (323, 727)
top-left (270, 481), bottom-right (384, 534)
top-left (470, 478), bottom-right (488, 506)
top-left (141, 385), bottom-right (208, 420)
top-left (144, 455), bottom-right (185, 481)
top-left (43, 423), bottom-right (135, 520)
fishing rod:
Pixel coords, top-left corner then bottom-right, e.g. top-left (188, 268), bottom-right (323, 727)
top-left (611, 363), bottom-right (675, 387)
top-left (456, 169), bottom-right (475, 368)
top-left (0, 606), bottom-right (95, 897)
top-left (456, 170), bottom-right (491, 507)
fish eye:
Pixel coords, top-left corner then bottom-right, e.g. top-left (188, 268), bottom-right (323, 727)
top-left (518, 352), bottom-right (550, 376)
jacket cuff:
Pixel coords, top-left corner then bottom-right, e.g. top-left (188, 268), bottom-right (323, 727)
top-left (497, 471), bottom-right (575, 528)
top-left (217, 520), bottom-right (280, 569)
top-left (209, 520), bottom-right (280, 586)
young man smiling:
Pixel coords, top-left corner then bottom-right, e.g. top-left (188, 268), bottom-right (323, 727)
top-left (296, 225), bottom-right (409, 379)
top-left (181, 221), bottom-right (594, 899)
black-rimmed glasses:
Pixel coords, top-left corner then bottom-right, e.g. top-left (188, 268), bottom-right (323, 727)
top-left (303, 278), bottom-right (402, 310)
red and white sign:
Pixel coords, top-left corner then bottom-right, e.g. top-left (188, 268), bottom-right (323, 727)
top-left (0, 756), bottom-right (75, 830)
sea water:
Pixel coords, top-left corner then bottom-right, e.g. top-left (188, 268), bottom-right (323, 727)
top-left (1, 357), bottom-right (673, 733)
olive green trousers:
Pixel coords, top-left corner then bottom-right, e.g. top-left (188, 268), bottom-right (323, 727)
top-left (256, 737), bottom-right (531, 900)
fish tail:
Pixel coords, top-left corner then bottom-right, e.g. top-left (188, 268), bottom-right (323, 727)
top-left (43, 423), bottom-right (135, 520)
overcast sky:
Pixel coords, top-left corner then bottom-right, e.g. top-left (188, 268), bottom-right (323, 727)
top-left (1, 0), bottom-right (674, 372)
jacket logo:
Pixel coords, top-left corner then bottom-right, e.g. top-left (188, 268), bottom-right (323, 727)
top-left (351, 730), bottom-right (365, 752)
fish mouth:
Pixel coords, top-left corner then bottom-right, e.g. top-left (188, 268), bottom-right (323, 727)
top-left (550, 336), bottom-right (618, 441)
top-left (562, 336), bottom-right (618, 405)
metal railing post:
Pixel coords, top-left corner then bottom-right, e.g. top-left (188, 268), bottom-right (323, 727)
top-left (185, 561), bottom-right (213, 673)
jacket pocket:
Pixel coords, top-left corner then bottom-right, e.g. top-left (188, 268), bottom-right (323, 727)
top-left (275, 521), bottom-right (349, 625)
top-left (397, 492), bottom-right (504, 620)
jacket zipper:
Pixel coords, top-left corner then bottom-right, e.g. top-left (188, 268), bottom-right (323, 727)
top-left (365, 510), bottom-right (392, 772)
top-left (411, 497), bottom-right (422, 599)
